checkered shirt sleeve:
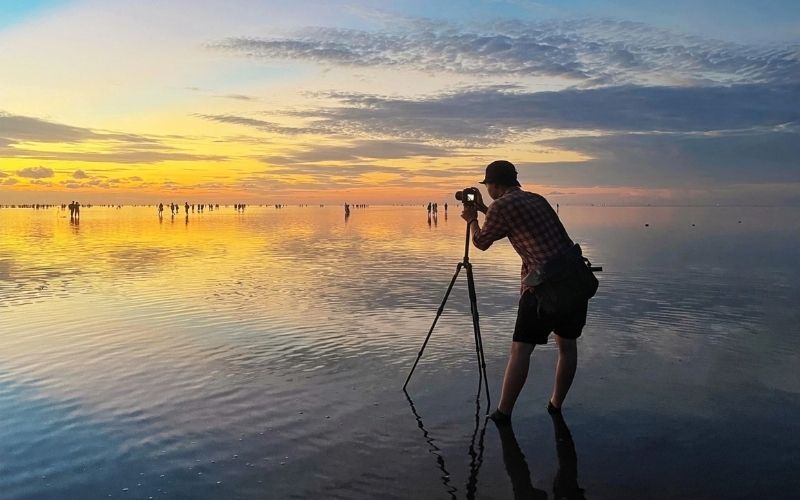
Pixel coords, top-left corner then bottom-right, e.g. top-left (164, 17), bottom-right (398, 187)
top-left (472, 188), bottom-right (573, 290)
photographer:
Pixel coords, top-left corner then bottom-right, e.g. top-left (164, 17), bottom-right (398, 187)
top-left (461, 160), bottom-right (591, 423)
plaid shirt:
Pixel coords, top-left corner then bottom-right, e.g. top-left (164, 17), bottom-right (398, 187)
top-left (472, 187), bottom-right (573, 293)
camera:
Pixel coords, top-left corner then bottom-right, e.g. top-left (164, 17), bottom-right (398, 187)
top-left (455, 187), bottom-right (480, 205)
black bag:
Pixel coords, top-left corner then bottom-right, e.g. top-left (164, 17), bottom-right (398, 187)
top-left (524, 244), bottom-right (599, 317)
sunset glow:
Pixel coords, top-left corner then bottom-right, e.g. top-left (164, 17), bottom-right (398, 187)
top-left (1, 1), bottom-right (798, 205)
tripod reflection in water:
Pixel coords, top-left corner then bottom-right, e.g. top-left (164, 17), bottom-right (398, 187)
top-left (404, 385), bottom-right (488, 500)
top-left (496, 412), bottom-right (585, 500)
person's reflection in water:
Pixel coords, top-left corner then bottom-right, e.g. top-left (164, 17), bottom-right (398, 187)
top-left (549, 410), bottom-right (584, 499)
top-left (495, 420), bottom-right (547, 499)
top-left (493, 410), bottom-right (584, 500)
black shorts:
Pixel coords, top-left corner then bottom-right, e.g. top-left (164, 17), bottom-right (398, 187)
top-left (513, 290), bottom-right (588, 345)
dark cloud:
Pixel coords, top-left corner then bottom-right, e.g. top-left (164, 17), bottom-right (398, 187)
top-left (263, 140), bottom-right (451, 165)
top-left (6, 149), bottom-right (227, 164)
top-left (17, 166), bottom-right (54, 178)
top-left (209, 18), bottom-right (800, 85)
top-left (2, 177), bottom-right (18, 185)
top-left (288, 84), bottom-right (800, 142)
top-left (1, 112), bottom-right (229, 164)
top-left (520, 130), bottom-right (800, 188)
top-left (194, 113), bottom-right (322, 135)
top-left (0, 170), bottom-right (8, 177)
top-left (0, 113), bottom-right (99, 143)
top-left (73, 170), bottom-right (88, 179)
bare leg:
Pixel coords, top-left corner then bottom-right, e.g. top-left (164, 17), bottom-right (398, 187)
top-left (498, 341), bottom-right (536, 415)
top-left (550, 336), bottom-right (577, 409)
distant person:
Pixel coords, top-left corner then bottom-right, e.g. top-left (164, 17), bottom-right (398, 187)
top-left (427, 202), bottom-right (432, 214)
top-left (185, 202), bottom-right (190, 215)
top-left (158, 203), bottom-right (164, 216)
top-left (74, 201), bottom-right (80, 218)
top-left (68, 201), bottom-right (75, 218)
top-left (461, 160), bottom-right (598, 423)
top-left (444, 202), bottom-right (448, 213)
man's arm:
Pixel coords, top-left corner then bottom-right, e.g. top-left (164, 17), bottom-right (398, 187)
top-left (463, 203), bottom-right (509, 251)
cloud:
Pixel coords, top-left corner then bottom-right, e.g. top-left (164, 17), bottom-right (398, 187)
top-left (7, 149), bottom-right (227, 164)
top-left (194, 113), bottom-right (321, 135)
top-left (1, 112), bottom-right (229, 164)
top-left (73, 169), bottom-right (88, 179)
top-left (249, 84), bottom-right (799, 147)
top-left (2, 177), bottom-right (18, 185)
top-left (0, 171), bottom-right (8, 177)
top-left (209, 18), bottom-right (800, 86)
top-left (521, 130), bottom-right (800, 189)
top-left (263, 140), bottom-right (451, 165)
top-left (17, 166), bottom-right (54, 178)
top-left (216, 93), bottom-right (258, 101)
top-left (201, 81), bottom-right (798, 195)
top-left (0, 112), bottom-right (100, 143)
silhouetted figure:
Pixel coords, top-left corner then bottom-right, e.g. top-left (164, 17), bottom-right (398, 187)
top-left (444, 202), bottom-right (448, 213)
top-left (68, 201), bottom-right (76, 219)
top-left (557, 203), bottom-right (560, 214)
top-left (344, 203), bottom-right (350, 217)
top-left (74, 201), bottom-right (80, 218)
top-left (427, 202), bottom-right (432, 214)
top-left (158, 203), bottom-right (164, 217)
top-left (185, 202), bottom-right (189, 215)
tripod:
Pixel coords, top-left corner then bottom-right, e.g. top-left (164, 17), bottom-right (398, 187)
top-left (403, 218), bottom-right (491, 409)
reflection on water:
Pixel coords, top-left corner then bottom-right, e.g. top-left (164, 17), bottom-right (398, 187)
top-left (1, 205), bottom-right (799, 499)
top-left (495, 411), bottom-right (584, 500)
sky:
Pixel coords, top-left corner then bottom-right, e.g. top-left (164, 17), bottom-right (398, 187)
top-left (0, 0), bottom-right (798, 205)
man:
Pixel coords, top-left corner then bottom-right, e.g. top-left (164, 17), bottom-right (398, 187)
top-left (461, 160), bottom-right (587, 423)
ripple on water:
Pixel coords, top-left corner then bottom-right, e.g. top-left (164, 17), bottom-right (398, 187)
top-left (1, 206), bottom-right (799, 498)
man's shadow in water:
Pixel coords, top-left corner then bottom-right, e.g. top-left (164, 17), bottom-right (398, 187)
top-left (405, 389), bottom-right (584, 499)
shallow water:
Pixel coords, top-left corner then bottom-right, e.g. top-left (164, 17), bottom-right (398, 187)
top-left (1, 205), bottom-right (798, 499)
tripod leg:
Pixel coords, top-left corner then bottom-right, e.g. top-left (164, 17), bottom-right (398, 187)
top-left (465, 263), bottom-right (491, 409)
top-left (403, 263), bottom-right (464, 390)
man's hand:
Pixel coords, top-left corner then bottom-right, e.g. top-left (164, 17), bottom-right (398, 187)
top-left (472, 188), bottom-right (489, 213)
top-left (461, 205), bottom-right (478, 224)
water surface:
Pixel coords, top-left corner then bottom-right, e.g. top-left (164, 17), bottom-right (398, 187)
top-left (1, 205), bottom-right (798, 499)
